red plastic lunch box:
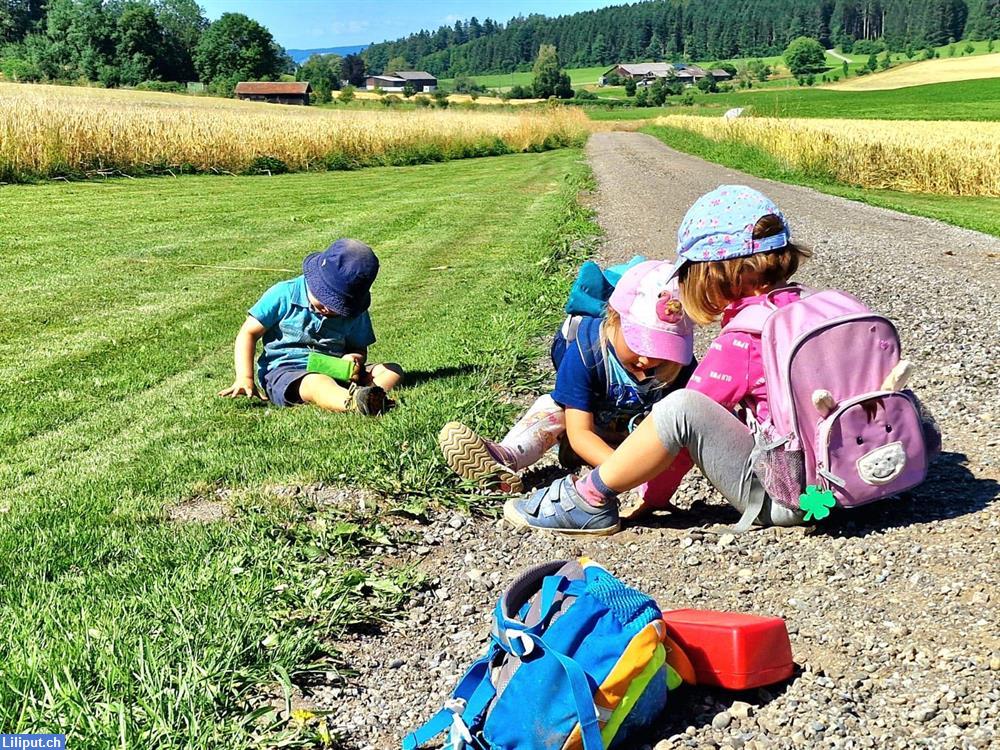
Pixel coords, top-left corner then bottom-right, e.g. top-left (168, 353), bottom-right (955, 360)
top-left (662, 609), bottom-right (795, 690)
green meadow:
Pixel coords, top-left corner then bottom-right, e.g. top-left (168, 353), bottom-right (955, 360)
top-left (584, 77), bottom-right (1000, 121)
top-left (0, 149), bottom-right (593, 746)
top-left (440, 64), bottom-right (608, 90)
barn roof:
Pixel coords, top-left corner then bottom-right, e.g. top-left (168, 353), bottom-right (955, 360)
top-left (391, 70), bottom-right (437, 80)
top-left (235, 82), bottom-right (312, 95)
top-left (671, 65), bottom-right (707, 79)
top-left (614, 63), bottom-right (674, 76)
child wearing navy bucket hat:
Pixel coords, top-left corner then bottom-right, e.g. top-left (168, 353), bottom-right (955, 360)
top-left (219, 238), bottom-right (403, 415)
top-left (505, 186), bottom-right (813, 534)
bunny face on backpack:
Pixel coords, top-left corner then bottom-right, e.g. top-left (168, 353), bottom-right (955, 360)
top-left (813, 389), bottom-right (928, 507)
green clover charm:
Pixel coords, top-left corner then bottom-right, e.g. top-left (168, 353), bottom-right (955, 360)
top-left (799, 484), bottom-right (836, 521)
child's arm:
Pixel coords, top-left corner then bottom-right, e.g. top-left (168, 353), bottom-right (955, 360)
top-left (565, 408), bottom-right (616, 466)
top-left (218, 316), bottom-right (267, 399)
top-left (343, 312), bottom-right (376, 382)
top-left (685, 333), bottom-right (752, 411)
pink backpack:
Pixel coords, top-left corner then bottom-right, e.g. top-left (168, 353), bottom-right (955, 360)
top-left (725, 286), bottom-right (937, 528)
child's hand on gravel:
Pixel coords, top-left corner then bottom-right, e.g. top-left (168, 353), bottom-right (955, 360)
top-left (218, 377), bottom-right (267, 400)
top-left (620, 496), bottom-right (682, 524)
top-left (620, 500), bottom-right (655, 524)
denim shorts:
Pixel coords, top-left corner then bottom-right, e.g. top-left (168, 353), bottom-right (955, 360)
top-left (263, 366), bottom-right (309, 407)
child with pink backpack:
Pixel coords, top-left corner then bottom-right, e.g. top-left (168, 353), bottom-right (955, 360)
top-left (505, 186), bottom-right (939, 535)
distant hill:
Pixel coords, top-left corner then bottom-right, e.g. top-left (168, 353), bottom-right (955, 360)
top-left (287, 45), bottom-right (368, 64)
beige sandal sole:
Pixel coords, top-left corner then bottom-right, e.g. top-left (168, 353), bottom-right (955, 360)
top-left (439, 422), bottom-right (523, 493)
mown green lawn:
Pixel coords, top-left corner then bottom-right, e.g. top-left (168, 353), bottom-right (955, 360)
top-left (0, 149), bottom-right (592, 747)
top-left (585, 77), bottom-right (1000, 121)
top-left (643, 123), bottom-right (1000, 238)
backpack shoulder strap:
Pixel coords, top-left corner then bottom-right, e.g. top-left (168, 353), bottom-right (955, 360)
top-left (562, 315), bottom-right (584, 345)
top-left (722, 304), bottom-right (773, 336)
top-left (569, 317), bottom-right (604, 371)
top-left (402, 654), bottom-right (495, 749)
top-left (723, 285), bottom-right (815, 336)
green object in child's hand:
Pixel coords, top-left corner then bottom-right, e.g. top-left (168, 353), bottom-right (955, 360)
top-left (306, 352), bottom-right (356, 382)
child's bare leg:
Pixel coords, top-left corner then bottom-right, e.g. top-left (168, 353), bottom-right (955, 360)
top-left (364, 362), bottom-right (404, 391)
top-left (298, 373), bottom-right (353, 412)
top-left (598, 415), bottom-right (677, 492)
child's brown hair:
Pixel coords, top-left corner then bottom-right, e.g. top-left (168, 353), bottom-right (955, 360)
top-left (678, 214), bottom-right (811, 325)
top-left (602, 307), bottom-right (684, 386)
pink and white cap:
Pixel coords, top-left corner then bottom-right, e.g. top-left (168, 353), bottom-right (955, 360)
top-left (608, 260), bottom-right (694, 364)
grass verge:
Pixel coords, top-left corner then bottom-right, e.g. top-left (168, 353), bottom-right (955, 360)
top-left (0, 149), bottom-right (598, 746)
top-left (643, 123), bottom-right (1000, 238)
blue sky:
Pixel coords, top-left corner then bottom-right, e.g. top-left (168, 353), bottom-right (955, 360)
top-left (198, 0), bottom-right (620, 50)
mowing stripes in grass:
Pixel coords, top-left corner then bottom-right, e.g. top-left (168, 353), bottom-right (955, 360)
top-left (0, 149), bottom-right (594, 746)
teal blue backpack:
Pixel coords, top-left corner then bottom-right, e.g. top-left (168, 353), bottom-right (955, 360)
top-left (555, 255), bottom-right (646, 371)
top-left (403, 558), bottom-right (683, 750)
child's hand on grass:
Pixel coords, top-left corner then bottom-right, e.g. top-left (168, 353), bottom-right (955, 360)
top-left (218, 377), bottom-right (267, 401)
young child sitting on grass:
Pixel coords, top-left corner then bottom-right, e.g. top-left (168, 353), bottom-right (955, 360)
top-left (439, 260), bottom-right (696, 524)
top-left (219, 238), bottom-right (403, 415)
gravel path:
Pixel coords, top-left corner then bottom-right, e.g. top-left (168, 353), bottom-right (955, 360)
top-left (319, 133), bottom-right (1000, 749)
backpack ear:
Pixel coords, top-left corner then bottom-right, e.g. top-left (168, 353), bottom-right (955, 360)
top-left (812, 389), bottom-right (836, 417)
top-left (880, 360), bottom-right (913, 392)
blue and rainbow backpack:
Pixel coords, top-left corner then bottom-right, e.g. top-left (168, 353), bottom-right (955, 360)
top-left (403, 559), bottom-right (690, 750)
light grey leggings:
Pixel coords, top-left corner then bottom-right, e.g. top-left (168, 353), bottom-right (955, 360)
top-left (652, 389), bottom-right (806, 528)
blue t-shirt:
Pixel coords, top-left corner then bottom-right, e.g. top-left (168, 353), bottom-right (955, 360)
top-left (248, 275), bottom-right (376, 382)
top-left (551, 316), bottom-right (693, 435)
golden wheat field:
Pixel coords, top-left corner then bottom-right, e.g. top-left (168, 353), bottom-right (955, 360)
top-left (828, 52), bottom-right (1000, 91)
top-left (0, 82), bottom-right (588, 180)
top-left (657, 114), bottom-right (1000, 196)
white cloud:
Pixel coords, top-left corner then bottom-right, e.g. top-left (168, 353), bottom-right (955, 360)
top-left (441, 14), bottom-right (462, 24)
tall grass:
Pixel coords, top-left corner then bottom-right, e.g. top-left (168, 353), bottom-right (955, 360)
top-left (0, 82), bottom-right (589, 181)
top-left (656, 114), bottom-right (1000, 196)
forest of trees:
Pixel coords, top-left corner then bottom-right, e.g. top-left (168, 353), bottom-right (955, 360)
top-left (363, 0), bottom-right (1000, 77)
top-left (1, 0), bottom-right (997, 90)
top-left (0, 0), bottom-right (293, 90)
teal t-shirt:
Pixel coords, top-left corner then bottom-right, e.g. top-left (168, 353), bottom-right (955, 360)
top-left (248, 275), bottom-right (376, 383)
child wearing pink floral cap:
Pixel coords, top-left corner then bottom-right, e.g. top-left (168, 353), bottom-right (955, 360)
top-left (439, 259), bottom-right (696, 512)
top-left (505, 185), bottom-right (812, 535)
